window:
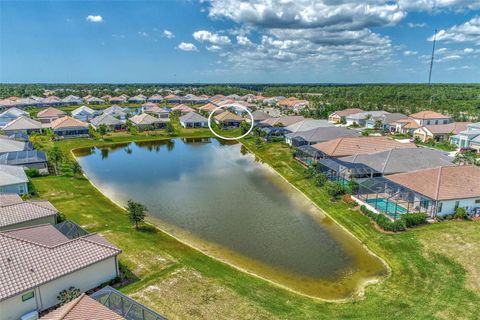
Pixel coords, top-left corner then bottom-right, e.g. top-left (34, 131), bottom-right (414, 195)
top-left (18, 184), bottom-right (25, 194)
top-left (454, 201), bottom-right (460, 210)
top-left (475, 199), bottom-right (480, 204)
top-left (22, 291), bottom-right (34, 302)
top-left (437, 202), bottom-right (443, 213)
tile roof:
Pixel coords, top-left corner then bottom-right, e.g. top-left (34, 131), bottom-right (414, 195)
top-left (395, 117), bottom-right (421, 129)
top-left (286, 126), bottom-right (360, 142)
top-left (0, 138), bottom-right (30, 154)
top-left (71, 106), bottom-right (95, 116)
top-left (51, 116), bottom-right (88, 129)
top-left (0, 199), bottom-right (58, 228)
top-left (172, 104), bottom-right (195, 113)
top-left (214, 111), bottom-right (244, 122)
top-left (40, 293), bottom-right (125, 320)
top-left (312, 136), bottom-right (416, 157)
top-left (261, 115), bottom-right (305, 127)
top-left (4, 224), bottom-right (67, 246)
top-left (1, 107), bottom-right (28, 118)
top-left (285, 119), bottom-right (333, 133)
top-left (3, 116), bottom-right (43, 131)
top-left (180, 112), bottom-right (208, 123)
top-left (423, 122), bottom-right (471, 134)
top-left (0, 224), bottom-right (121, 301)
top-left (410, 110), bottom-right (450, 119)
top-left (89, 114), bottom-right (123, 127)
top-left (251, 110), bottom-right (270, 121)
top-left (386, 166), bottom-right (480, 200)
top-left (37, 107), bottom-right (66, 118)
top-left (0, 193), bottom-right (23, 206)
top-left (0, 164), bottom-right (29, 186)
top-left (130, 113), bottom-right (167, 125)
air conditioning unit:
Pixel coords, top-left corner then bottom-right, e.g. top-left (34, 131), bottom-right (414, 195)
top-left (20, 310), bottom-right (39, 320)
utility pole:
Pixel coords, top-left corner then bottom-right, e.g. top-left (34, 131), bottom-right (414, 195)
top-left (428, 29), bottom-right (437, 85)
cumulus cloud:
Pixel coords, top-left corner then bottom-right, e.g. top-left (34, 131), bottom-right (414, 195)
top-left (236, 35), bottom-right (253, 46)
top-left (177, 42), bottom-right (198, 51)
top-left (163, 30), bottom-right (175, 39)
top-left (138, 31), bottom-right (148, 37)
top-left (86, 15), bottom-right (103, 23)
top-left (193, 30), bottom-right (231, 45)
top-left (398, 0), bottom-right (480, 11)
top-left (429, 16), bottom-right (480, 45)
top-left (408, 22), bottom-right (427, 28)
top-left (403, 50), bottom-right (418, 56)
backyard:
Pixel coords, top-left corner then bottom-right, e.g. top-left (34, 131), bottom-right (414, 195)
top-left (29, 132), bottom-right (480, 319)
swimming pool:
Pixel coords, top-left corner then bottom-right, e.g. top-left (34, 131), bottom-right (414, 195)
top-left (366, 198), bottom-right (408, 218)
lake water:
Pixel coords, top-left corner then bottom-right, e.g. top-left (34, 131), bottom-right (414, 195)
top-left (75, 138), bottom-right (387, 299)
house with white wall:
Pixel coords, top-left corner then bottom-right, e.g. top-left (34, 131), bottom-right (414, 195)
top-left (0, 224), bottom-right (121, 320)
top-left (450, 122), bottom-right (480, 151)
top-left (0, 164), bottom-right (29, 195)
top-left (410, 110), bottom-right (450, 126)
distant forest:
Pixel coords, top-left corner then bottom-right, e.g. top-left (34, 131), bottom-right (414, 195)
top-left (1, 83), bottom-right (479, 121)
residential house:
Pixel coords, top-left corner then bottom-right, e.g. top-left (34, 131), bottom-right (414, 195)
top-left (345, 111), bottom-right (390, 127)
top-left (0, 224), bottom-right (121, 320)
top-left (90, 114), bottom-right (124, 131)
top-left (413, 122), bottom-right (471, 142)
top-left (285, 126), bottom-right (361, 147)
top-left (103, 105), bottom-right (127, 120)
top-left (50, 116), bottom-right (89, 138)
top-left (0, 195), bottom-right (58, 231)
top-left (0, 164), bottom-right (29, 194)
top-left (0, 99), bottom-right (23, 110)
top-left (164, 94), bottom-right (181, 103)
top-left (385, 166), bottom-right (480, 217)
top-left (16, 97), bottom-right (44, 108)
top-left (0, 108), bottom-right (29, 127)
top-left (328, 108), bottom-right (364, 123)
top-left (43, 96), bottom-right (64, 107)
top-left (284, 119), bottom-right (334, 134)
top-left (277, 97), bottom-right (309, 112)
top-left (128, 95), bottom-right (147, 104)
top-left (0, 150), bottom-right (49, 174)
top-left (214, 111), bottom-right (244, 128)
top-left (366, 113), bottom-right (409, 131)
top-left (179, 112), bottom-right (208, 128)
top-left (171, 104), bottom-right (195, 115)
top-left (0, 137), bottom-right (32, 155)
top-left (143, 105), bottom-right (170, 119)
top-left (410, 110), bottom-right (450, 126)
top-left (61, 95), bottom-right (83, 105)
top-left (2, 117), bottom-right (43, 136)
top-left (71, 106), bottom-right (97, 122)
top-left (394, 118), bottom-right (421, 135)
top-left (147, 94), bottom-right (164, 103)
top-left (129, 113), bottom-right (169, 130)
top-left (109, 96), bottom-right (126, 104)
top-left (450, 122), bottom-right (480, 151)
top-left (260, 115), bottom-right (305, 127)
top-left (36, 107), bottom-right (66, 124)
top-left (199, 103), bottom-right (222, 116)
top-left (249, 110), bottom-right (270, 125)
top-left (85, 96), bottom-right (105, 105)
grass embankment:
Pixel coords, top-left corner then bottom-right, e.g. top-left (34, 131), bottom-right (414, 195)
top-left (31, 134), bottom-right (480, 319)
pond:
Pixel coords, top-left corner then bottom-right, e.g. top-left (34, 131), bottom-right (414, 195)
top-left (75, 138), bottom-right (387, 300)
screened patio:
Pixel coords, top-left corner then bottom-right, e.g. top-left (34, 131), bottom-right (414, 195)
top-left (353, 177), bottom-right (436, 220)
top-left (294, 145), bottom-right (323, 166)
top-left (317, 158), bottom-right (382, 182)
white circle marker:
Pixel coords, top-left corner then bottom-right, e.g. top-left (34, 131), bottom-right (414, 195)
top-left (207, 105), bottom-right (254, 140)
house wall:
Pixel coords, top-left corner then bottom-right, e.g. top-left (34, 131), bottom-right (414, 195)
top-left (0, 182), bottom-right (28, 195)
top-left (3, 128), bottom-right (42, 137)
top-left (436, 197), bottom-right (480, 216)
top-left (0, 215), bottom-right (56, 232)
top-left (0, 257), bottom-right (118, 320)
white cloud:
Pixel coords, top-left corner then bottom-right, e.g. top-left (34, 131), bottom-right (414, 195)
top-left (163, 30), bottom-right (175, 39)
top-left (398, 0), bottom-right (480, 11)
top-left (407, 22), bottom-right (426, 28)
top-left (429, 16), bottom-right (480, 45)
top-left (86, 15), bottom-right (103, 23)
top-left (403, 50), bottom-right (418, 56)
top-left (236, 35), bottom-right (253, 46)
top-left (193, 30), bottom-right (231, 45)
top-left (138, 31), bottom-right (148, 37)
top-left (177, 42), bottom-right (198, 51)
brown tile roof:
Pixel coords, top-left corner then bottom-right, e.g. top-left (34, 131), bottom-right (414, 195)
top-left (0, 200), bottom-right (58, 228)
top-left (40, 293), bottom-right (124, 320)
top-left (0, 224), bottom-right (121, 301)
top-left (424, 122), bottom-right (471, 134)
top-left (3, 116), bottom-right (43, 131)
top-left (37, 107), bottom-right (66, 118)
top-left (172, 104), bottom-right (195, 113)
top-left (50, 116), bottom-right (88, 129)
top-left (4, 224), bottom-right (67, 246)
top-left (130, 113), bottom-right (167, 125)
top-left (0, 193), bottom-right (23, 206)
top-left (330, 108), bottom-right (364, 117)
top-left (199, 103), bottom-right (219, 112)
top-left (410, 110), bottom-right (450, 119)
top-left (214, 111), bottom-right (244, 122)
top-left (386, 166), bottom-right (480, 200)
top-left (141, 102), bottom-right (158, 108)
top-left (261, 115), bottom-right (305, 127)
top-left (312, 136), bottom-right (416, 157)
top-left (395, 118), bottom-right (421, 129)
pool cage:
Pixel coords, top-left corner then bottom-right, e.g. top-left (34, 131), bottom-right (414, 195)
top-left (317, 158), bottom-right (382, 184)
top-left (55, 220), bottom-right (89, 239)
top-left (294, 145), bottom-right (323, 166)
top-left (353, 177), bottom-right (436, 220)
top-left (91, 286), bottom-right (167, 320)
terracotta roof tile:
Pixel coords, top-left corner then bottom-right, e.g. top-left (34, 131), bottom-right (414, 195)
top-left (410, 110), bottom-right (450, 119)
top-left (50, 116), bottom-right (88, 129)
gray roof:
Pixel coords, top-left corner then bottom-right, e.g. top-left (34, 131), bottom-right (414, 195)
top-left (347, 111), bottom-right (390, 120)
top-left (3, 116), bottom-right (42, 131)
top-left (90, 113), bottom-right (123, 126)
top-left (0, 164), bottom-right (28, 186)
top-left (0, 138), bottom-right (31, 154)
top-left (0, 199), bottom-right (58, 228)
top-left (251, 110), bottom-right (270, 121)
top-left (103, 105), bottom-right (126, 116)
top-left (382, 113), bottom-right (409, 124)
top-left (180, 112), bottom-right (208, 123)
top-left (285, 119), bottom-right (334, 133)
top-left (338, 148), bottom-right (455, 175)
top-left (0, 150), bottom-right (47, 166)
top-left (72, 106), bottom-right (96, 116)
top-left (286, 126), bottom-right (361, 143)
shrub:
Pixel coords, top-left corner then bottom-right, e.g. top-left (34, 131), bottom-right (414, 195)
top-left (313, 172), bottom-right (328, 187)
top-left (304, 165), bottom-right (317, 179)
top-left (400, 213), bottom-right (428, 227)
top-left (454, 207), bottom-right (469, 220)
top-left (57, 287), bottom-right (80, 305)
top-left (359, 205), bottom-right (406, 232)
top-left (324, 181), bottom-right (346, 200)
top-left (25, 168), bottom-right (40, 177)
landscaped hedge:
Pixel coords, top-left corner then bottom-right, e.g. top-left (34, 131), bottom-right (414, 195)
top-left (400, 213), bottom-right (428, 227)
top-left (360, 205), bottom-right (406, 232)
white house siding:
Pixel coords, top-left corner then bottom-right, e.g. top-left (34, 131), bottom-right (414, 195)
top-left (436, 197), bottom-right (480, 216)
top-left (0, 182), bottom-right (28, 195)
top-left (0, 257), bottom-right (118, 320)
top-left (0, 215), bottom-right (56, 232)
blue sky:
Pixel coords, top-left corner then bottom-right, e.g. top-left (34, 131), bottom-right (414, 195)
top-left (1, 0), bottom-right (479, 83)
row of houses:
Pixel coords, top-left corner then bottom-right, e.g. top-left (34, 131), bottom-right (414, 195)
top-left (0, 193), bottom-right (166, 320)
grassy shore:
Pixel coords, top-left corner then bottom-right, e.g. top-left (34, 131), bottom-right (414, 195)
top-left (30, 133), bottom-right (480, 319)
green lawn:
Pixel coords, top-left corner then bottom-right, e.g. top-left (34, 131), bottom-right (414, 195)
top-left (30, 134), bottom-right (480, 319)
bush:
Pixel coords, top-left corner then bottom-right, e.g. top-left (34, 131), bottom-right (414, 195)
top-left (359, 205), bottom-right (406, 232)
top-left (303, 165), bottom-right (317, 179)
top-left (454, 207), bottom-right (469, 220)
top-left (25, 168), bottom-right (40, 177)
top-left (324, 181), bottom-right (346, 200)
top-left (400, 213), bottom-right (428, 227)
top-left (313, 172), bottom-right (328, 187)
top-left (57, 287), bottom-right (80, 305)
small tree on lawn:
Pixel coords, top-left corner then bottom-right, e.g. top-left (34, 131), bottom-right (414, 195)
top-left (47, 145), bottom-right (63, 175)
top-left (313, 172), bottom-right (328, 187)
top-left (166, 121), bottom-right (175, 135)
top-left (126, 200), bottom-right (147, 230)
top-left (98, 124), bottom-right (108, 138)
top-left (325, 181), bottom-right (346, 200)
top-left (57, 286), bottom-right (80, 305)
